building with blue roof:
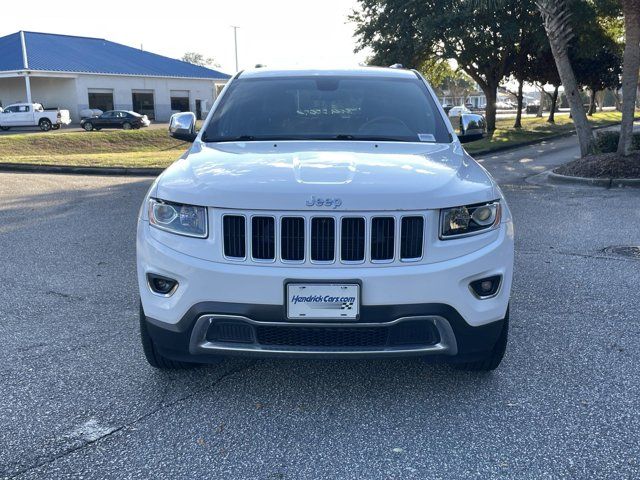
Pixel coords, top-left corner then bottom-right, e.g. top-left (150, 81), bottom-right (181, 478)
top-left (0, 31), bottom-right (231, 122)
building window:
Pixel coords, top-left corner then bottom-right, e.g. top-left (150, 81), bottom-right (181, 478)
top-left (170, 90), bottom-right (190, 113)
top-left (132, 91), bottom-right (155, 120)
top-left (88, 90), bottom-right (114, 112)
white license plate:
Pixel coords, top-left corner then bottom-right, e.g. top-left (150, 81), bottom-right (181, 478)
top-left (287, 283), bottom-right (360, 320)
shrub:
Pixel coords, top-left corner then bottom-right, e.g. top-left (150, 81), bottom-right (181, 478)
top-left (594, 131), bottom-right (640, 153)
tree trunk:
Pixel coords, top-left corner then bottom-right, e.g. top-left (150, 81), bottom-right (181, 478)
top-left (514, 79), bottom-right (524, 129)
top-left (536, 0), bottom-right (595, 157)
top-left (588, 89), bottom-right (597, 116)
top-left (617, 0), bottom-right (640, 156)
top-left (548, 85), bottom-right (559, 123)
top-left (483, 86), bottom-right (498, 133)
top-left (613, 89), bottom-right (622, 111)
top-left (596, 90), bottom-right (605, 112)
top-left (537, 86), bottom-right (544, 117)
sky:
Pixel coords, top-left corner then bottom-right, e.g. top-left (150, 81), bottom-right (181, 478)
top-left (1, 0), bottom-right (371, 74)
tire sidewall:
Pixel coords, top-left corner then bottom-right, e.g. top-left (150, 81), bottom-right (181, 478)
top-left (39, 119), bottom-right (52, 131)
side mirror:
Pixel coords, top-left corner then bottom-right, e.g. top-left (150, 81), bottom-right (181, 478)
top-left (457, 113), bottom-right (486, 143)
top-left (169, 112), bottom-right (197, 142)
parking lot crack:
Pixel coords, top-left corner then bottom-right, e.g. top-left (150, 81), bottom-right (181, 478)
top-left (7, 361), bottom-right (258, 479)
top-left (518, 249), bottom-right (631, 262)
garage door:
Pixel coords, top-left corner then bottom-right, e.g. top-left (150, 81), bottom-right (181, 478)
top-left (132, 90), bottom-right (155, 120)
top-left (170, 90), bottom-right (190, 112)
top-left (88, 89), bottom-right (114, 112)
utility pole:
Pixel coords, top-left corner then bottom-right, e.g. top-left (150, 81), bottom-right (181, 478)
top-left (231, 26), bottom-right (239, 72)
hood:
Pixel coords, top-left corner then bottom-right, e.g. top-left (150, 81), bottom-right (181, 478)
top-left (155, 141), bottom-right (497, 211)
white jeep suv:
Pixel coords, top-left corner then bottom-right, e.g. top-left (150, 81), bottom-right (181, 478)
top-left (137, 67), bottom-right (514, 371)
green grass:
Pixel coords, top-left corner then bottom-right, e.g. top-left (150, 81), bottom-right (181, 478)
top-left (0, 128), bottom-right (188, 168)
top-left (0, 111), bottom-right (624, 168)
top-left (465, 111), bottom-right (623, 154)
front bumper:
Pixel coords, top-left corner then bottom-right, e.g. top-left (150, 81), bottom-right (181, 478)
top-left (143, 302), bottom-right (505, 362)
top-left (137, 218), bottom-right (513, 360)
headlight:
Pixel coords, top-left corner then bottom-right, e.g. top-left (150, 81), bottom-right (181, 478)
top-left (148, 198), bottom-right (208, 238)
top-left (440, 201), bottom-right (501, 239)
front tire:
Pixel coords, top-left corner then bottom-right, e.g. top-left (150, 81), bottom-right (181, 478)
top-left (122, 122), bottom-right (132, 130)
top-left (139, 303), bottom-right (196, 369)
top-left (83, 122), bottom-right (94, 131)
top-left (39, 118), bottom-right (52, 131)
top-left (454, 307), bottom-right (509, 372)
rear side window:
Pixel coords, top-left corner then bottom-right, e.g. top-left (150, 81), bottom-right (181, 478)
top-left (204, 75), bottom-right (451, 143)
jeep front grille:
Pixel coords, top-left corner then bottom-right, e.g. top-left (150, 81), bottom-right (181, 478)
top-left (222, 212), bottom-right (425, 264)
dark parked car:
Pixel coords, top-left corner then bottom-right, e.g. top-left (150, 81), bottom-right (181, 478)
top-left (81, 110), bottom-right (150, 131)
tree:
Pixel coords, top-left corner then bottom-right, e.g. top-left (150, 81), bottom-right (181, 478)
top-left (472, 0), bottom-right (598, 155)
top-left (510, 6), bottom-right (547, 128)
top-left (181, 52), bottom-right (220, 68)
top-left (425, 61), bottom-right (476, 105)
top-left (351, 0), bottom-right (530, 132)
top-left (617, 0), bottom-right (640, 155)
top-left (575, 45), bottom-right (622, 115)
top-left (570, 3), bottom-right (623, 116)
top-left (536, 0), bottom-right (595, 156)
top-left (528, 46), bottom-right (562, 122)
top-left (420, 58), bottom-right (456, 90)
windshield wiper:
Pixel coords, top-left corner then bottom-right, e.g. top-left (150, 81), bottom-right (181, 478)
top-left (203, 135), bottom-right (310, 142)
top-left (329, 134), bottom-right (410, 142)
top-left (217, 135), bottom-right (257, 142)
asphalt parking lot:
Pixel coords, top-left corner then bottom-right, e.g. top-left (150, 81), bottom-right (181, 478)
top-left (1, 135), bottom-right (639, 479)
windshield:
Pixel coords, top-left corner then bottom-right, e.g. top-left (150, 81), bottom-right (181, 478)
top-left (203, 75), bottom-right (451, 143)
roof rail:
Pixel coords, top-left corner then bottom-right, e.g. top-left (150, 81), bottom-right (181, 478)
top-left (389, 63), bottom-right (404, 69)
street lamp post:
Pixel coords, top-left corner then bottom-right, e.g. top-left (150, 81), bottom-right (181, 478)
top-left (231, 26), bottom-right (239, 72)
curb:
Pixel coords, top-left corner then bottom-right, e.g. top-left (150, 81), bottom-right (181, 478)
top-left (546, 171), bottom-right (640, 188)
top-left (0, 162), bottom-right (164, 176)
top-left (470, 121), bottom-right (622, 157)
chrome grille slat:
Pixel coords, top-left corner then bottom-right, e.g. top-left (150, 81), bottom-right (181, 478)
top-left (371, 217), bottom-right (395, 261)
top-left (401, 216), bottom-right (424, 260)
top-left (341, 217), bottom-right (365, 262)
top-left (311, 217), bottom-right (335, 262)
top-left (281, 217), bottom-right (305, 261)
top-left (252, 216), bottom-right (275, 260)
top-left (223, 215), bottom-right (246, 258)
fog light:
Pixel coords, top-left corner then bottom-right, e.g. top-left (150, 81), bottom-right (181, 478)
top-left (469, 275), bottom-right (501, 299)
top-left (147, 273), bottom-right (178, 296)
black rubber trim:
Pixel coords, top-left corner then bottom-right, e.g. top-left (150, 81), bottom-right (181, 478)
top-left (144, 301), bottom-right (505, 361)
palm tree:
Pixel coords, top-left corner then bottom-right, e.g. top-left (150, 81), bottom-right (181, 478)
top-left (535, 0), bottom-right (595, 156)
top-left (617, 0), bottom-right (640, 156)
